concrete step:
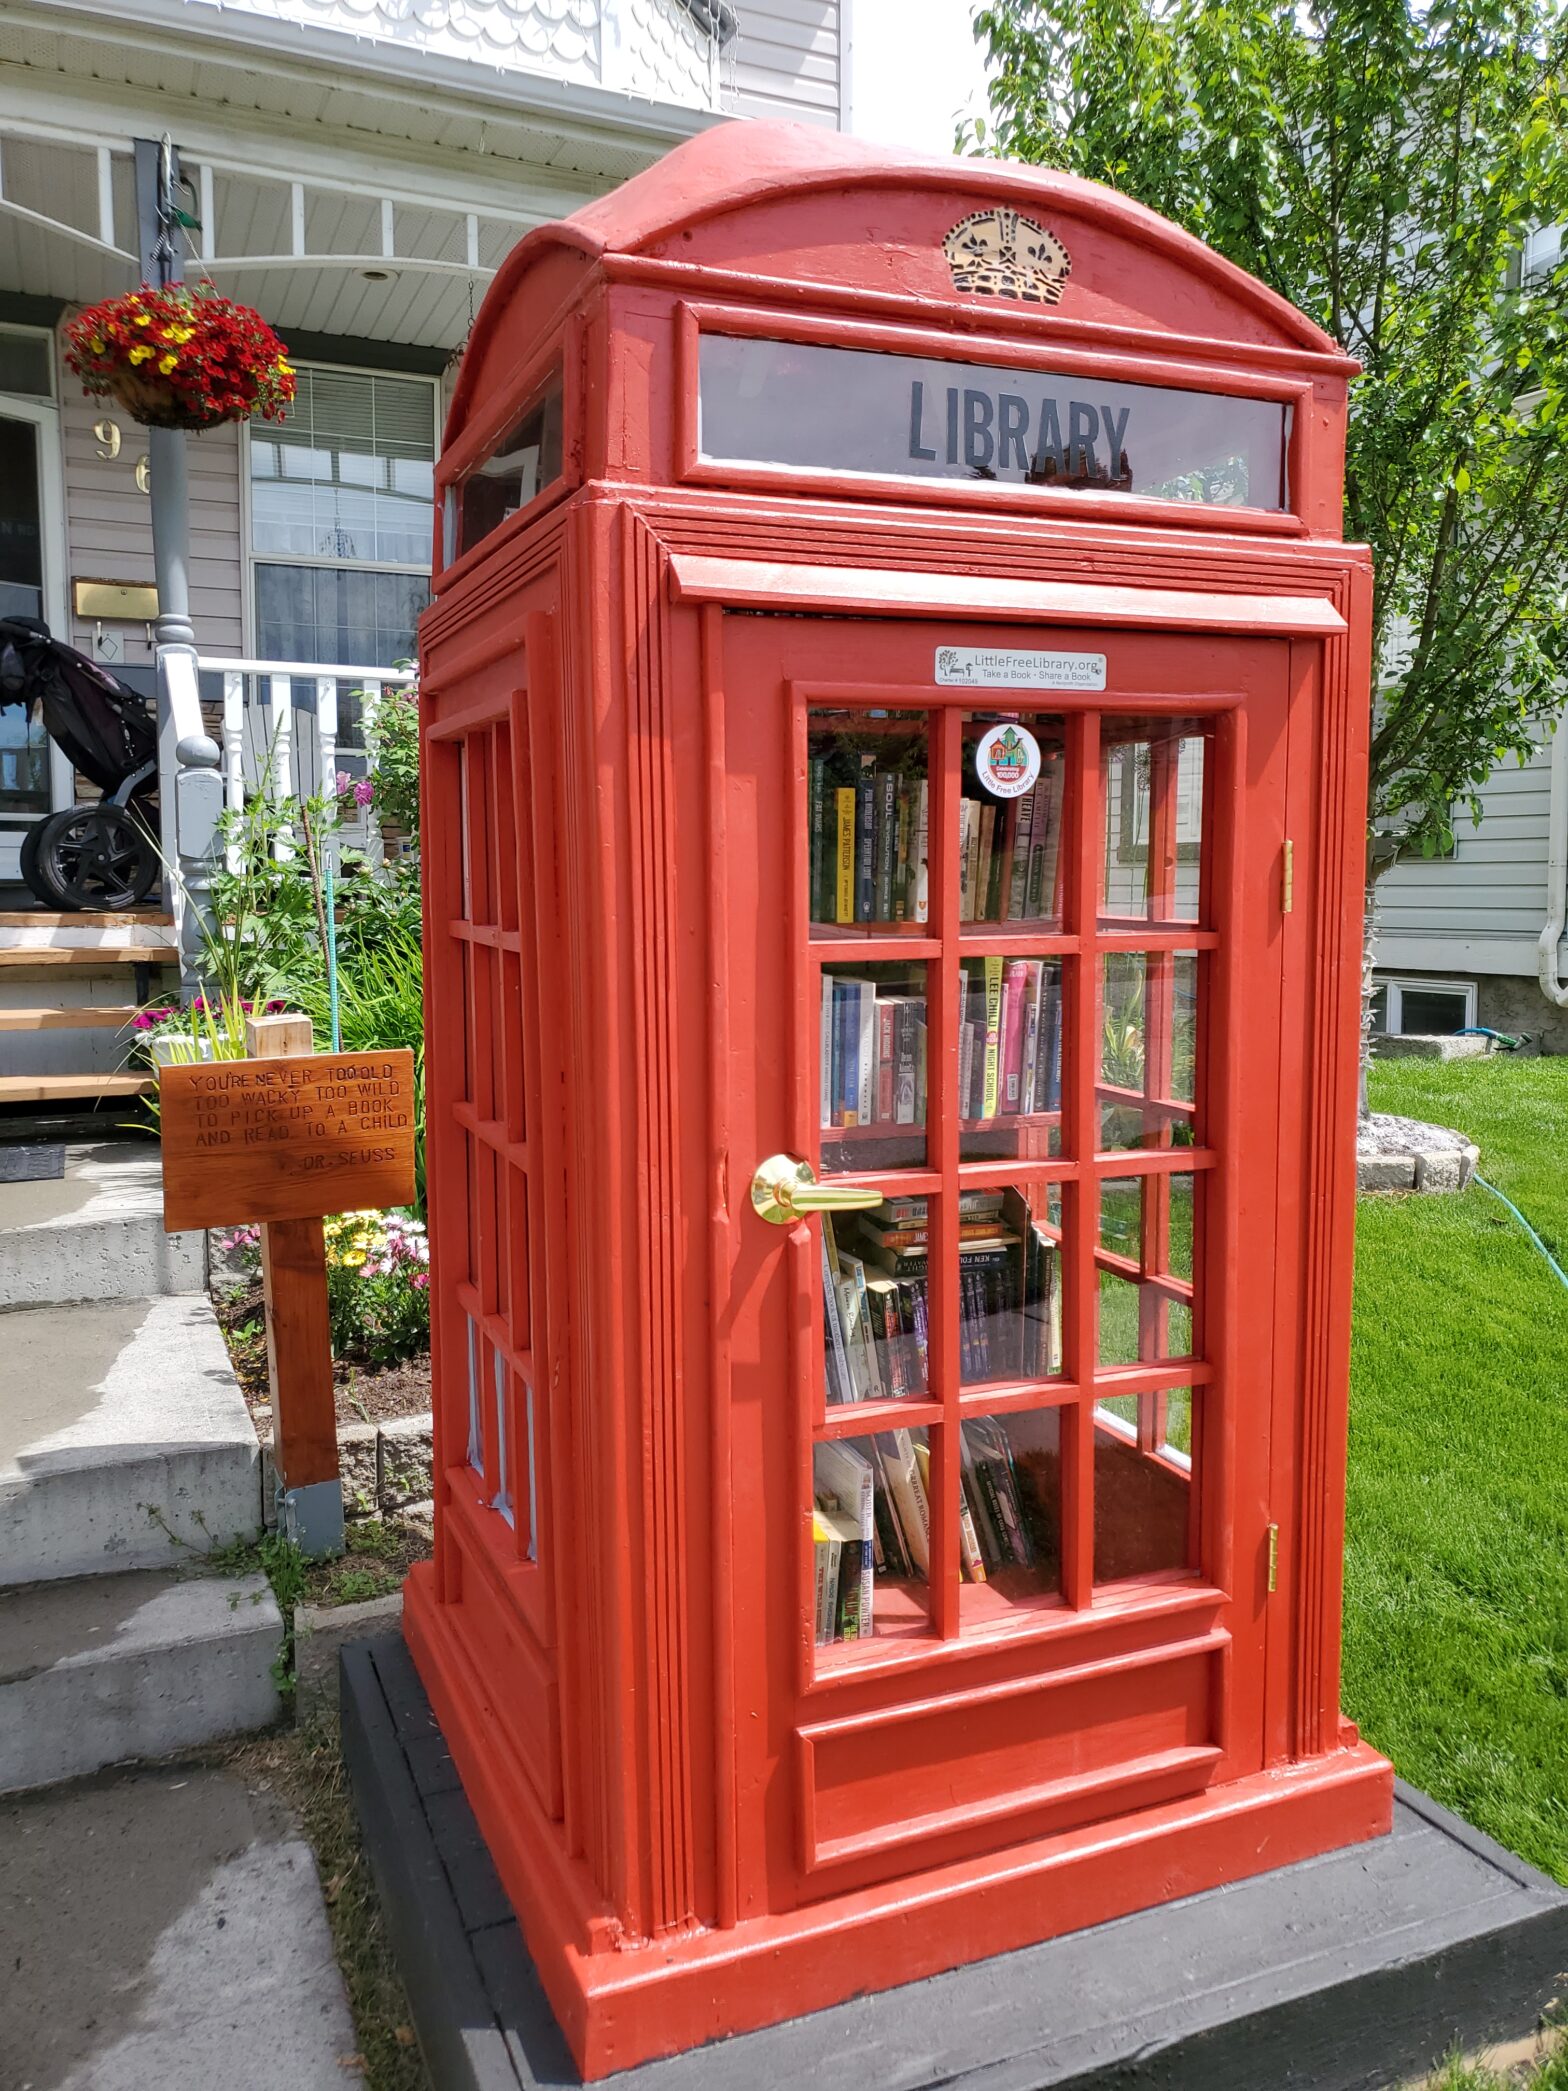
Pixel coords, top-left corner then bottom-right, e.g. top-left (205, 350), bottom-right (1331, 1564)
top-left (0, 1293), bottom-right (261, 1586)
top-left (0, 1569), bottom-right (283, 1794)
top-left (0, 1138), bottom-right (205, 1307)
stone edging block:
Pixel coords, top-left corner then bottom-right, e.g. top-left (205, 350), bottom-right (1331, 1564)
top-left (263, 1410), bottom-right (434, 1528)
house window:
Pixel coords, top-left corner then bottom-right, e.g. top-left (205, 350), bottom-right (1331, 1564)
top-left (0, 324), bottom-right (54, 399)
top-left (1371, 976), bottom-right (1477, 1037)
top-left (1522, 223), bottom-right (1562, 284)
top-left (248, 364), bottom-right (436, 790)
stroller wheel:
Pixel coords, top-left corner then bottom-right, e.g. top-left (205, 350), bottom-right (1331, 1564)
top-left (31, 803), bottom-right (160, 911)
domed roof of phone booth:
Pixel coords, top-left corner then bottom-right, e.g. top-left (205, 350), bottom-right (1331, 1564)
top-left (447, 119), bottom-right (1347, 447)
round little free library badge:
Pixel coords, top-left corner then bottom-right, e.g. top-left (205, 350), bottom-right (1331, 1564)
top-left (975, 722), bottom-right (1042, 799)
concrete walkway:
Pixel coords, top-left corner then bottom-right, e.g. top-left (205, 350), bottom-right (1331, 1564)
top-left (0, 1762), bottom-right (361, 2090)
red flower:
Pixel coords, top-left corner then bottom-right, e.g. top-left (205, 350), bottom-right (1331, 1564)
top-left (64, 284), bottom-right (296, 427)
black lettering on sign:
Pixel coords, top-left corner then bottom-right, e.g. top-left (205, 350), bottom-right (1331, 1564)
top-left (908, 380), bottom-right (937, 461)
top-left (1067, 400), bottom-right (1099, 480)
top-left (997, 393), bottom-right (1030, 475)
top-left (963, 390), bottom-right (995, 473)
top-left (1032, 398), bottom-right (1064, 480)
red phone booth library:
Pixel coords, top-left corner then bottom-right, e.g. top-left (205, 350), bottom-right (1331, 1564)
top-left (405, 121), bottom-right (1394, 2080)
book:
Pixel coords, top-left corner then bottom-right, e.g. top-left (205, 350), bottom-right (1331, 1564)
top-left (809, 756), bottom-right (828, 921)
top-left (875, 1429), bottom-right (931, 1577)
top-left (875, 768), bottom-right (897, 920)
top-left (1001, 957), bottom-right (1029, 1112)
top-left (812, 1511), bottom-right (842, 1644)
top-left (981, 955), bottom-right (1004, 1119)
top-left (820, 1221), bottom-right (855, 1406)
top-left (855, 754), bottom-right (877, 921)
top-left (913, 781), bottom-right (930, 923)
top-left (834, 787), bottom-right (856, 924)
top-left (815, 1440), bottom-right (876, 1637)
top-left (815, 1501), bottom-right (865, 1640)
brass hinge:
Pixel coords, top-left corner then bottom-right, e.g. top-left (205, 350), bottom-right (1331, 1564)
top-left (1281, 840), bottom-right (1294, 915)
top-left (1267, 1522), bottom-right (1280, 1593)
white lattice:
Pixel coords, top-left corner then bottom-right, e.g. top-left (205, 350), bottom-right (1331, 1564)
top-left (226, 0), bottom-right (602, 78)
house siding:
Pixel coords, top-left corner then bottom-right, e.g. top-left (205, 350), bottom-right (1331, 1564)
top-left (725, 0), bottom-right (841, 125)
top-left (57, 329), bottom-right (245, 671)
top-left (1374, 731), bottom-right (1551, 975)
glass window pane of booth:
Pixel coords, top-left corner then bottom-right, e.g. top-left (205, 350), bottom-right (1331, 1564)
top-left (1097, 1172), bottom-right (1197, 1367)
top-left (1093, 1388), bottom-right (1197, 1583)
top-left (820, 1200), bottom-right (931, 1406)
top-left (1101, 719), bottom-right (1209, 923)
top-left (1099, 950), bottom-right (1199, 1151)
top-left (958, 714), bottom-right (1067, 928)
top-left (813, 1432), bottom-right (931, 1650)
top-left (952, 1180), bottom-right (1064, 1391)
top-left (819, 959), bottom-right (929, 1173)
top-left (958, 1409), bottom-right (1063, 1624)
top-left (958, 955), bottom-right (1063, 1160)
top-left (808, 711), bottom-right (930, 934)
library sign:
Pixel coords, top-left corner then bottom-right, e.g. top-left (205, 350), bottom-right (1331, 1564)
top-left (698, 334), bottom-right (1291, 510)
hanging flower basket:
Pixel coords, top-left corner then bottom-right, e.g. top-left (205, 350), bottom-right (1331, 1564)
top-left (65, 283), bottom-right (295, 432)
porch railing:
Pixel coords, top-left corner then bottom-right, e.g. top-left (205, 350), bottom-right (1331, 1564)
top-left (195, 656), bottom-right (417, 868)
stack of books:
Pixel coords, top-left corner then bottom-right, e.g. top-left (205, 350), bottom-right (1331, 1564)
top-left (811, 1195), bottom-right (1065, 1646)
top-left (820, 959), bottom-right (1060, 1132)
top-left (956, 956), bottom-right (1061, 1123)
top-left (957, 764), bottom-right (1064, 923)
top-left (820, 977), bottom-right (928, 1129)
top-left (809, 748), bottom-right (929, 926)
top-left (807, 740), bottom-right (1063, 930)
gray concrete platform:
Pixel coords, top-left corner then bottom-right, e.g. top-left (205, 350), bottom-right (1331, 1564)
top-left (0, 1291), bottom-right (261, 1585)
top-left (343, 1632), bottom-right (1568, 2091)
top-left (0, 1138), bottom-right (205, 1307)
top-left (0, 1568), bottom-right (284, 1792)
top-left (0, 1760), bottom-right (359, 2088)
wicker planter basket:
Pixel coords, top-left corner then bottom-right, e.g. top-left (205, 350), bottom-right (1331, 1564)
top-left (108, 367), bottom-right (233, 432)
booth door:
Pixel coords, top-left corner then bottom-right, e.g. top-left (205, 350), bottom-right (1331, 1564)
top-left (720, 612), bottom-right (1292, 1908)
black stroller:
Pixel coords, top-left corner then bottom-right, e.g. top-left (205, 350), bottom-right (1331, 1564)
top-left (0, 616), bottom-right (161, 910)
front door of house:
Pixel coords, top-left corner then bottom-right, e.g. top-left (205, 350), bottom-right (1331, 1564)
top-left (0, 396), bottom-right (72, 884)
top-left (721, 609), bottom-right (1291, 1913)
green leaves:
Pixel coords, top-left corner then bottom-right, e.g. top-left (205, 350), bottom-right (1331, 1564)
top-left (971, 0), bottom-right (1568, 863)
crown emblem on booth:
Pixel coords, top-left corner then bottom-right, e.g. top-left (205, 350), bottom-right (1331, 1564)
top-left (944, 209), bottom-right (1071, 304)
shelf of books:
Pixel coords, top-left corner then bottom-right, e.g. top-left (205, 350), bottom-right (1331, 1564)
top-left (805, 706), bottom-right (1216, 1668)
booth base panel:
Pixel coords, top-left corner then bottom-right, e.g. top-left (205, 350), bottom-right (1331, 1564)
top-left (344, 1627), bottom-right (1568, 2088)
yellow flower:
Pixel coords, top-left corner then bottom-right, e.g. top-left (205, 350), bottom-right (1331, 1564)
top-left (278, 360), bottom-right (294, 375)
top-left (158, 353), bottom-right (178, 374)
top-left (133, 313), bottom-right (151, 327)
top-left (166, 325), bottom-right (195, 344)
top-left (128, 345), bottom-right (153, 365)
top-left (88, 335), bottom-right (105, 353)
top-left (340, 1250), bottom-right (367, 1269)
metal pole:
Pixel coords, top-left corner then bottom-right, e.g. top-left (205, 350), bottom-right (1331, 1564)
top-left (134, 137), bottom-right (220, 997)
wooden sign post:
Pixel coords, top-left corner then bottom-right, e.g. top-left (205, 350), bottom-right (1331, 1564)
top-left (159, 1013), bottom-right (417, 1557)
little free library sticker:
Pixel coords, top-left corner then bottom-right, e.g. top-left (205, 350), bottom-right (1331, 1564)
top-left (160, 1050), bottom-right (416, 1232)
top-left (936, 646), bottom-right (1106, 691)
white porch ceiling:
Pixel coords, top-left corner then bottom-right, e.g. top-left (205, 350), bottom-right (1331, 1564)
top-left (0, 0), bottom-right (723, 349)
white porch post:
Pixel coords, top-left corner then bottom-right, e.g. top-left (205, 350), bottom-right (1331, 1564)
top-left (136, 136), bottom-right (221, 997)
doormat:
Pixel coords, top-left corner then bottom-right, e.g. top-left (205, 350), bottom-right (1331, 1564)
top-left (0, 1145), bottom-right (65, 1183)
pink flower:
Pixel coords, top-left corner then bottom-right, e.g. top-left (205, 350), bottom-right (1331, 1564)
top-left (410, 1271), bottom-right (430, 1291)
top-left (335, 770), bottom-right (353, 797)
top-left (354, 777), bottom-right (375, 808)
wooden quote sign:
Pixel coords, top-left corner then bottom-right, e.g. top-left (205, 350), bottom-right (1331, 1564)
top-left (160, 1049), bottom-right (416, 1232)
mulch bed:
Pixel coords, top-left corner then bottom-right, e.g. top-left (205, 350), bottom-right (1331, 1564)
top-left (216, 1281), bottom-right (432, 1427)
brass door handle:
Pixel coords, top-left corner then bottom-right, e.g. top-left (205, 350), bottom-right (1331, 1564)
top-left (750, 1153), bottom-right (883, 1226)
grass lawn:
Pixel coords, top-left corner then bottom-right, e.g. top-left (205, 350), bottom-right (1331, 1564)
top-left (1347, 1055), bottom-right (1568, 1890)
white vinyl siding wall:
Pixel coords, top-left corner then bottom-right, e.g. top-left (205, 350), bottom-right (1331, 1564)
top-left (58, 330), bottom-right (244, 666)
top-left (725, 0), bottom-right (842, 125)
top-left (1374, 731), bottom-right (1552, 976)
